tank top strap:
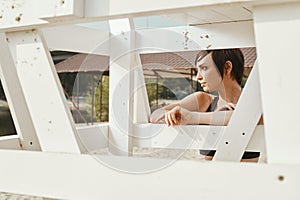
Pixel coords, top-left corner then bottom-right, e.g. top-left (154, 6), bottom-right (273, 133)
top-left (206, 96), bottom-right (219, 112)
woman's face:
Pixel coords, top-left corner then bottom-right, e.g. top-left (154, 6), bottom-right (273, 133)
top-left (196, 53), bottom-right (223, 92)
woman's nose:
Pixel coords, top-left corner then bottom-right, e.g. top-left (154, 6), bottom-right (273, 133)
top-left (197, 72), bottom-right (203, 80)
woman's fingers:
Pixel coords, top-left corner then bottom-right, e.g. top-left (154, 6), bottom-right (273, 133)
top-left (167, 113), bottom-right (173, 126)
top-left (165, 112), bottom-right (170, 126)
top-left (164, 107), bottom-right (181, 126)
top-left (169, 111), bottom-right (177, 126)
top-left (224, 103), bottom-right (235, 111)
top-left (174, 110), bottom-right (181, 125)
top-left (227, 103), bottom-right (236, 110)
top-left (216, 103), bottom-right (236, 111)
top-left (225, 105), bottom-right (233, 111)
top-left (165, 112), bottom-right (174, 126)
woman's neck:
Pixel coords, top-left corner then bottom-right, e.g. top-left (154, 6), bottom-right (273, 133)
top-left (217, 81), bottom-right (241, 104)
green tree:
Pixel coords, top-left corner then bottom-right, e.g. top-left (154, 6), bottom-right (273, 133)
top-left (86, 74), bottom-right (109, 122)
top-left (145, 78), bottom-right (163, 108)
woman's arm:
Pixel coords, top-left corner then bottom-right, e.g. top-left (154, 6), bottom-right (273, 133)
top-left (150, 92), bottom-right (212, 123)
top-left (163, 105), bottom-right (234, 126)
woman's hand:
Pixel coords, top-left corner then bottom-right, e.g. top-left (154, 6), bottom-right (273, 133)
top-left (215, 103), bottom-right (236, 111)
top-left (164, 106), bottom-right (197, 126)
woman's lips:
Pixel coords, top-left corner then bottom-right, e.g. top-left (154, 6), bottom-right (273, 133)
top-left (200, 82), bottom-right (207, 87)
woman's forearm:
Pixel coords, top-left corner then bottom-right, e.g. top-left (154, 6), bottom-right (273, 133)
top-left (150, 103), bottom-right (181, 123)
top-left (191, 111), bottom-right (233, 126)
top-left (151, 108), bottom-right (233, 125)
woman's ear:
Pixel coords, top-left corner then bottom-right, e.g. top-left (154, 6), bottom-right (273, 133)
top-left (224, 61), bottom-right (233, 75)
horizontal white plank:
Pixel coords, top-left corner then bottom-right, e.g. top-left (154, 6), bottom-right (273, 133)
top-left (52, 121), bottom-right (264, 154)
top-left (84, 0), bottom-right (299, 20)
top-left (0, 0), bottom-right (84, 32)
top-left (0, 149), bottom-right (298, 199)
top-left (85, 0), bottom-right (245, 18)
top-left (42, 20), bottom-right (254, 54)
top-left (42, 24), bottom-right (110, 55)
top-left (0, 122), bottom-right (264, 153)
top-left (1, 0), bottom-right (299, 32)
top-left (0, 135), bottom-right (21, 150)
top-left (76, 123), bottom-right (109, 153)
top-left (136, 21), bottom-right (255, 52)
top-left (133, 123), bottom-right (265, 152)
top-left (211, 6), bottom-right (252, 22)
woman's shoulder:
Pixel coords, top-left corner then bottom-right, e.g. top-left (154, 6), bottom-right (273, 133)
top-left (194, 91), bottom-right (216, 101)
top-left (194, 91), bottom-right (216, 112)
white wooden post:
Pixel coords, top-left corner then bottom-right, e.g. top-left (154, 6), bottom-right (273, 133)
top-left (133, 54), bottom-right (151, 123)
top-left (1, 30), bottom-right (81, 153)
top-left (253, 2), bottom-right (300, 164)
top-left (108, 18), bottom-right (135, 155)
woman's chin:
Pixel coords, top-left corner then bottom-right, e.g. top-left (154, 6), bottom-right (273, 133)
top-left (203, 87), bottom-right (210, 92)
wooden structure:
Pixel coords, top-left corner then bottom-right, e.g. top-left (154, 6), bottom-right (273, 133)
top-left (0, 0), bottom-right (299, 199)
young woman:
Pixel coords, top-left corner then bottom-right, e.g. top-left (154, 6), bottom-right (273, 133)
top-left (150, 48), bottom-right (260, 162)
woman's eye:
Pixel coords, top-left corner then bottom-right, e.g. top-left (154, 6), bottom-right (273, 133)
top-left (201, 66), bottom-right (207, 71)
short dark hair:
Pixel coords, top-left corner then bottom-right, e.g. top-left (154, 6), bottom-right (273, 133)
top-left (195, 48), bottom-right (244, 85)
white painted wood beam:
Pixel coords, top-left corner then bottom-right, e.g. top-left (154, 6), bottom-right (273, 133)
top-left (76, 123), bottom-right (109, 153)
top-left (84, 0), bottom-right (251, 18)
top-left (133, 124), bottom-right (265, 152)
top-left (2, 0), bottom-right (300, 33)
top-left (136, 21), bottom-right (255, 53)
top-left (132, 63), bottom-right (151, 123)
top-left (42, 24), bottom-right (110, 55)
top-left (72, 122), bottom-right (265, 153)
top-left (0, 33), bottom-right (41, 151)
top-left (0, 0), bottom-right (85, 32)
top-left (4, 30), bottom-right (81, 153)
top-left (84, 0), bottom-right (300, 20)
top-left (213, 62), bottom-right (263, 161)
top-left (0, 135), bottom-right (22, 150)
top-left (0, 150), bottom-right (298, 199)
top-left (253, 2), bottom-right (300, 164)
top-left (41, 20), bottom-right (255, 55)
top-left (108, 18), bottom-right (135, 155)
